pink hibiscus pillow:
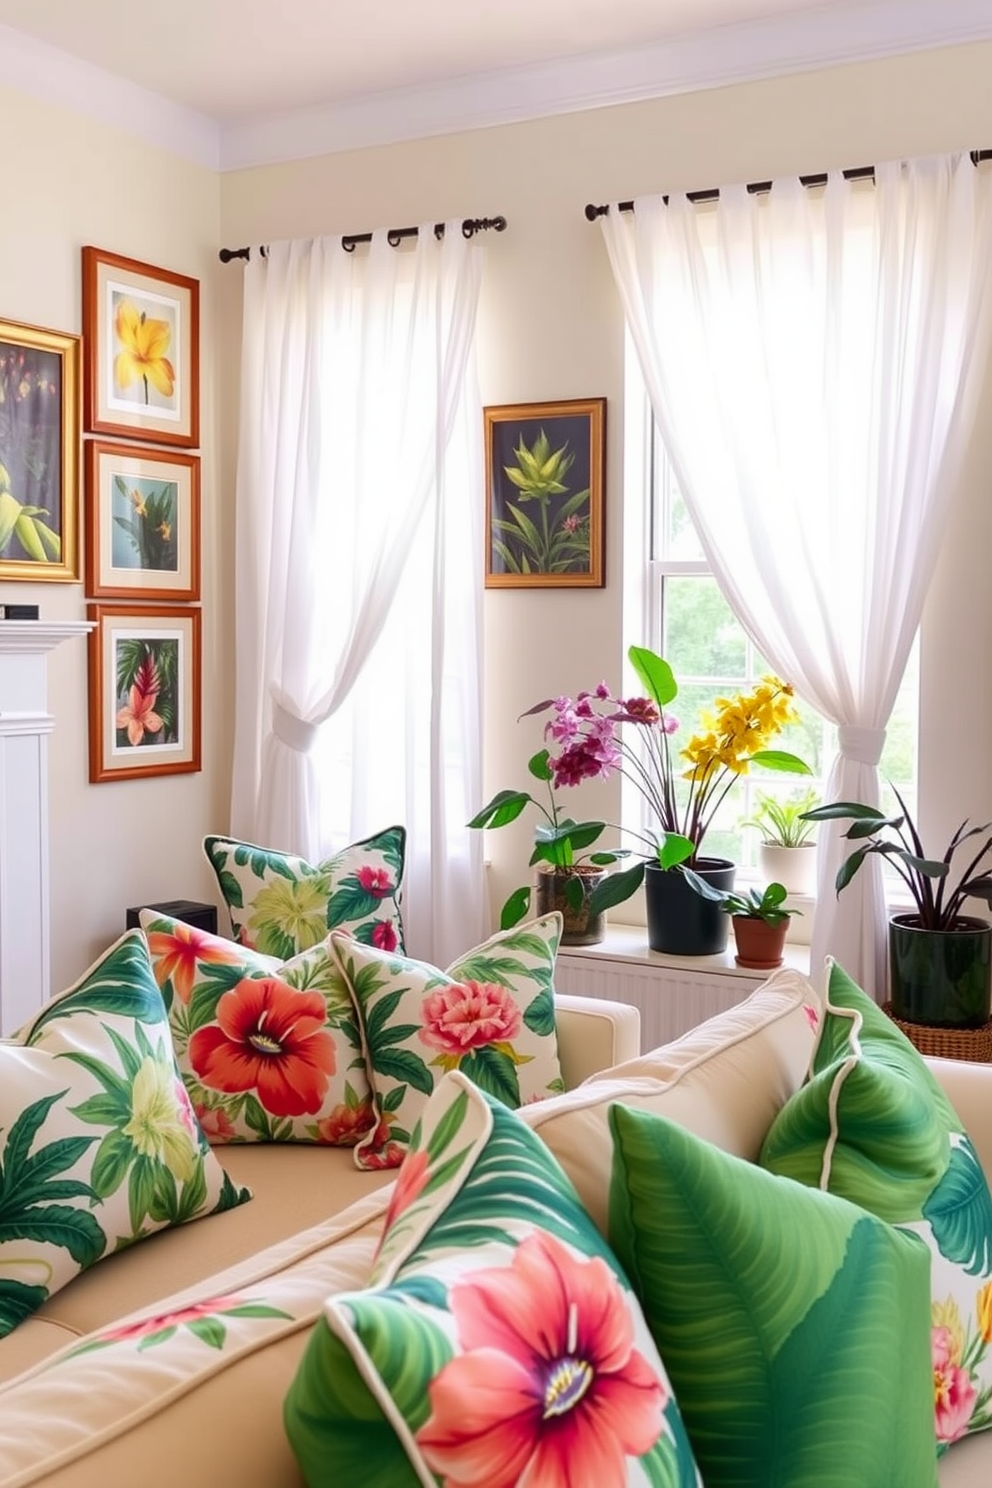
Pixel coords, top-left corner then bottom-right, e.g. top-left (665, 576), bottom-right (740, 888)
top-left (139, 910), bottom-right (373, 1144)
top-left (285, 1071), bottom-right (702, 1487)
top-left (328, 915), bottom-right (565, 1170)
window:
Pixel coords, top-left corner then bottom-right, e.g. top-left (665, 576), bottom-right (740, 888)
top-left (623, 334), bottom-right (918, 881)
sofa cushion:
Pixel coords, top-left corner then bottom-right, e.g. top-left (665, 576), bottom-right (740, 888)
top-left (519, 966), bottom-right (819, 1233)
top-left (140, 909), bottom-right (373, 1144)
top-left (609, 1102), bottom-right (938, 1488)
top-left (0, 931), bottom-right (250, 1341)
top-left (284, 1070), bottom-right (702, 1487)
top-left (0, 1189), bottom-right (392, 1487)
top-left (760, 958), bottom-right (992, 1454)
top-left (202, 825), bottom-right (406, 958)
top-left (330, 915), bottom-right (566, 1170)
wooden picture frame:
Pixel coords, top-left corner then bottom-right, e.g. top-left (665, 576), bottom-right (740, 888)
top-left (87, 602), bottom-right (201, 782)
top-left (0, 317), bottom-right (80, 581)
top-left (484, 397), bottom-right (606, 589)
top-left (85, 440), bottom-right (200, 600)
top-left (82, 247), bottom-right (200, 448)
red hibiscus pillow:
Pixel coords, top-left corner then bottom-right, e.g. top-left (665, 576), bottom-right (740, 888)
top-left (140, 910), bottom-right (373, 1144)
top-left (328, 915), bottom-right (565, 1170)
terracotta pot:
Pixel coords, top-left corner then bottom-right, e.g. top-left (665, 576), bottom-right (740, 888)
top-left (644, 858), bottom-right (735, 956)
top-left (731, 914), bottom-right (788, 970)
top-left (888, 914), bottom-right (992, 1028)
top-left (534, 865), bottom-right (608, 946)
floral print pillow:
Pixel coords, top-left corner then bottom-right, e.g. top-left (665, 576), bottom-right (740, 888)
top-left (329, 914), bottom-right (565, 1170)
top-left (0, 931), bottom-right (250, 1339)
top-left (284, 1070), bottom-right (702, 1488)
top-left (140, 910), bottom-right (374, 1144)
top-left (202, 826), bottom-right (406, 959)
top-left (761, 958), bottom-right (992, 1454)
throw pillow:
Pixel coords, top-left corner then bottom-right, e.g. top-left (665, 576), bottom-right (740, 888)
top-left (202, 825), bottom-right (406, 958)
top-left (284, 1070), bottom-right (702, 1488)
top-left (608, 1102), bottom-right (938, 1488)
top-left (139, 909), bottom-right (374, 1144)
top-left (330, 914), bottom-right (565, 1170)
top-left (0, 931), bottom-right (250, 1339)
top-left (760, 958), bottom-right (992, 1453)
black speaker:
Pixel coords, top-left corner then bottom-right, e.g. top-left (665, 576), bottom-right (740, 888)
top-left (126, 899), bottom-right (218, 935)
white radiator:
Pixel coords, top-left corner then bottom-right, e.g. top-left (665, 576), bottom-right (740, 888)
top-left (554, 935), bottom-right (800, 1053)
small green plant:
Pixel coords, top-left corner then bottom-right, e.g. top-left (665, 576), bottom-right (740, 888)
top-left (742, 787), bottom-right (819, 848)
top-left (681, 871), bottom-right (799, 926)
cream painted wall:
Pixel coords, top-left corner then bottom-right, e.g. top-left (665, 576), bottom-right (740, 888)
top-left (220, 42), bottom-right (992, 931)
top-left (2, 39), bottom-right (990, 1002)
top-left (0, 84), bottom-right (225, 993)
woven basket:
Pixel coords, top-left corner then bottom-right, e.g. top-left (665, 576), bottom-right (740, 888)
top-left (882, 1002), bottom-right (992, 1063)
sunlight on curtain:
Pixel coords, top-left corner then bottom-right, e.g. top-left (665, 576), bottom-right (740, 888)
top-left (601, 154), bottom-right (992, 996)
top-left (231, 228), bottom-right (486, 965)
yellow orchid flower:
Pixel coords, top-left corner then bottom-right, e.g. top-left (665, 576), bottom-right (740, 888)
top-left (114, 298), bottom-right (175, 402)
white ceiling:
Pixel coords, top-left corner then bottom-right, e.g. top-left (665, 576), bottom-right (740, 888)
top-left (0, 0), bottom-right (988, 168)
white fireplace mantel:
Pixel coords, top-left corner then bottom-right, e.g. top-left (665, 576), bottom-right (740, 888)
top-left (0, 620), bottom-right (95, 1034)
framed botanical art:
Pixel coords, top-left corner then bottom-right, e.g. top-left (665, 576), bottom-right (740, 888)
top-left (484, 396), bottom-right (606, 589)
top-left (87, 603), bottom-right (201, 782)
top-left (82, 247), bottom-right (200, 448)
top-left (85, 440), bottom-right (200, 600)
top-left (0, 317), bottom-right (80, 581)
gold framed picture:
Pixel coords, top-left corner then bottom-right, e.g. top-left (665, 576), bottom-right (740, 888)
top-left (0, 317), bottom-right (80, 581)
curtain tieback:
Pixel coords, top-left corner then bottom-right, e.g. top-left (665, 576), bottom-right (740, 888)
top-left (837, 725), bottom-right (885, 767)
top-left (272, 702), bottom-right (321, 755)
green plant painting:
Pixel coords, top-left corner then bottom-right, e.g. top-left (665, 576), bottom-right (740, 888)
top-left (111, 473), bottom-right (179, 573)
top-left (485, 400), bottom-right (605, 588)
top-left (0, 340), bottom-right (62, 565)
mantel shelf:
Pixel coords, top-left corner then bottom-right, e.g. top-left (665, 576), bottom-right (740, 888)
top-left (0, 620), bottom-right (95, 653)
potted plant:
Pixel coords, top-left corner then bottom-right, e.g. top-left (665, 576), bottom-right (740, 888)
top-left (742, 786), bottom-right (819, 896)
top-left (682, 871), bottom-right (800, 970)
top-left (467, 748), bottom-right (624, 945)
top-left (517, 646), bottom-right (811, 955)
top-left (802, 787), bottom-right (992, 1027)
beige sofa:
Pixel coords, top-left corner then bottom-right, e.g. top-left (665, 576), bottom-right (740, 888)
top-left (0, 976), bottom-right (989, 1486)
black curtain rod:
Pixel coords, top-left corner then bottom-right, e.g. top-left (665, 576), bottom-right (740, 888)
top-left (219, 214), bottom-right (507, 263)
top-left (584, 149), bottom-right (992, 221)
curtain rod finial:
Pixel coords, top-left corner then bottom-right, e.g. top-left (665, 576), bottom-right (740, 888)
top-left (585, 203), bottom-right (608, 222)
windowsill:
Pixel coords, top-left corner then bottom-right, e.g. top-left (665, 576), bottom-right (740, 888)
top-left (557, 923), bottom-right (811, 977)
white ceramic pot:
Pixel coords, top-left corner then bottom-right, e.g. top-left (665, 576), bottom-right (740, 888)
top-left (757, 842), bottom-right (817, 897)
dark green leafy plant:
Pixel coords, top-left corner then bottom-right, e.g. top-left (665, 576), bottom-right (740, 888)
top-left (802, 785), bottom-right (992, 931)
top-left (682, 871), bottom-right (798, 926)
top-left (468, 748), bottom-right (625, 928)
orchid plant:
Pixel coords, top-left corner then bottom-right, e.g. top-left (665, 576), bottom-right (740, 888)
top-left (523, 646), bottom-right (811, 916)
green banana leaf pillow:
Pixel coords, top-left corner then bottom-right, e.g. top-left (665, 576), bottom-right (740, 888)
top-left (202, 826), bottom-right (406, 959)
top-left (760, 958), bottom-right (992, 1454)
top-left (608, 1102), bottom-right (937, 1488)
top-left (139, 909), bottom-right (373, 1144)
top-left (284, 1070), bottom-right (702, 1488)
top-left (0, 931), bottom-right (250, 1339)
top-left (329, 915), bottom-right (565, 1171)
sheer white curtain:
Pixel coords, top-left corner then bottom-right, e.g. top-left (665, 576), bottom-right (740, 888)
top-left (601, 153), bottom-right (992, 996)
top-left (230, 226), bottom-right (486, 965)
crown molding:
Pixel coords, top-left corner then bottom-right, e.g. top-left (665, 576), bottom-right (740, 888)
top-left (2, 0), bottom-right (990, 175)
top-left (218, 0), bottom-right (992, 169)
top-left (0, 21), bottom-right (219, 169)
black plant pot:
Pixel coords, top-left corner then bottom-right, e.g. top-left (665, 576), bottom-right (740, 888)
top-left (644, 858), bottom-right (736, 956)
top-left (889, 914), bottom-right (992, 1028)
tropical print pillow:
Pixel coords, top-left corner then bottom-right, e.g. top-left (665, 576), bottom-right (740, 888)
top-left (609, 1102), bottom-right (938, 1488)
top-left (202, 826), bottom-right (406, 959)
top-left (760, 958), bottom-right (992, 1454)
top-left (329, 914), bottom-right (565, 1170)
top-left (0, 931), bottom-right (250, 1339)
top-left (139, 910), bottom-right (373, 1144)
top-left (285, 1070), bottom-right (702, 1488)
